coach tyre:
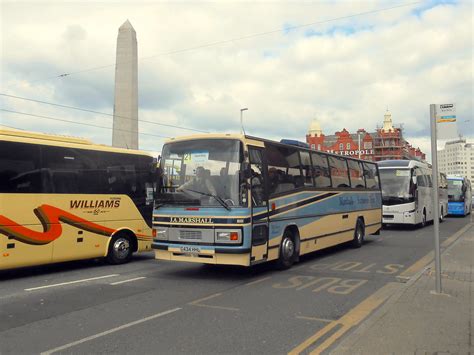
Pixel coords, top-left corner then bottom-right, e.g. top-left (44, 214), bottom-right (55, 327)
top-left (421, 209), bottom-right (427, 228)
top-left (107, 232), bottom-right (133, 264)
top-left (352, 218), bottom-right (365, 248)
top-left (276, 229), bottom-right (296, 270)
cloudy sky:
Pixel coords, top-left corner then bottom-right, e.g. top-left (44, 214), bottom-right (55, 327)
top-left (1, 0), bottom-right (472, 161)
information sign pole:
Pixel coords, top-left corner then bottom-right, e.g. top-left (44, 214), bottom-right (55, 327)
top-left (430, 103), bottom-right (442, 293)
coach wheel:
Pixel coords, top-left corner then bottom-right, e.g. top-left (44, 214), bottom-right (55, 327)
top-left (352, 219), bottom-right (365, 248)
top-left (439, 207), bottom-right (444, 223)
top-left (420, 209), bottom-right (427, 228)
top-left (107, 233), bottom-right (133, 264)
top-left (276, 230), bottom-right (296, 270)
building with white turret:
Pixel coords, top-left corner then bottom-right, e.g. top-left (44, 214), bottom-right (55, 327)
top-left (306, 110), bottom-right (426, 162)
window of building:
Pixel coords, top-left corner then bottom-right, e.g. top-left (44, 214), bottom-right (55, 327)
top-left (346, 143), bottom-right (351, 150)
top-left (311, 144), bottom-right (315, 150)
top-left (339, 143), bottom-right (344, 150)
top-left (364, 141), bottom-right (372, 149)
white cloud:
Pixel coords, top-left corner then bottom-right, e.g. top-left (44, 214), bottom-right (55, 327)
top-left (1, 0), bottom-right (472, 156)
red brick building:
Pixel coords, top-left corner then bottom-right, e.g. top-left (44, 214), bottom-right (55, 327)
top-left (306, 111), bottom-right (426, 162)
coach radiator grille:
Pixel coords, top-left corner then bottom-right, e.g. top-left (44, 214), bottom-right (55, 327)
top-left (179, 230), bottom-right (203, 240)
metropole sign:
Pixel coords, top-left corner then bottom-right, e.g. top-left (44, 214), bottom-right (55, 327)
top-left (325, 149), bottom-right (374, 156)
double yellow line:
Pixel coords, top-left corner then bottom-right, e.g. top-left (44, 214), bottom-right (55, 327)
top-left (289, 282), bottom-right (398, 354)
top-left (290, 222), bottom-right (472, 354)
top-left (398, 223), bottom-right (472, 279)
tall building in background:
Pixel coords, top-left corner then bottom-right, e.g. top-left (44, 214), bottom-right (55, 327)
top-left (438, 139), bottom-right (474, 181)
top-left (112, 20), bottom-right (138, 149)
top-left (306, 110), bottom-right (426, 162)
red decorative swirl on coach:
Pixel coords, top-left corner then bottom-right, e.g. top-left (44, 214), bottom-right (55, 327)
top-left (0, 204), bottom-right (117, 245)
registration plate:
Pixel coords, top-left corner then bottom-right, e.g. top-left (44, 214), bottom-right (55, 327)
top-left (180, 246), bottom-right (201, 255)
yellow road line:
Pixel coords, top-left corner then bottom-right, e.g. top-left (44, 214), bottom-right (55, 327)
top-left (188, 293), bottom-right (239, 312)
top-left (397, 251), bottom-right (434, 279)
top-left (398, 223), bottom-right (472, 279)
top-left (290, 282), bottom-right (399, 355)
top-left (295, 316), bottom-right (334, 323)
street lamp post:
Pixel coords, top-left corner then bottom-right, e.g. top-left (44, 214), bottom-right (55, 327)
top-left (240, 108), bottom-right (248, 135)
top-left (357, 129), bottom-right (363, 159)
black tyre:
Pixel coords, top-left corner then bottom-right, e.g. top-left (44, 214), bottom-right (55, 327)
top-left (352, 219), bottom-right (365, 248)
top-left (107, 233), bottom-right (133, 264)
top-left (276, 229), bottom-right (296, 270)
top-left (420, 209), bottom-right (427, 228)
top-left (439, 207), bottom-right (444, 223)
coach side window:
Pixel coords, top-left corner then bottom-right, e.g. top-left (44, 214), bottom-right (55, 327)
top-left (42, 146), bottom-right (106, 194)
top-left (348, 160), bottom-right (366, 188)
top-left (249, 148), bottom-right (266, 207)
top-left (311, 152), bottom-right (331, 188)
top-left (328, 156), bottom-right (350, 188)
top-left (424, 169), bottom-right (433, 187)
top-left (266, 144), bottom-right (302, 195)
top-left (415, 168), bottom-right (427, 187)
top-left (299, 151), bottom-right (314, 187)
top-left (363, 163), bottom-right (379, 189)
top-left (100, 153), bottom-right (138, 196)
top-left (0, 141), bottom-right (43, 193)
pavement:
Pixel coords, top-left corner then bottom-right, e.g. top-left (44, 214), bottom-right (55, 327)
top-left (332, 220), bottom-right (474, 355)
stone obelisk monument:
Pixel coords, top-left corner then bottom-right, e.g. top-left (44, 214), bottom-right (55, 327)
top-left (112, 20), bottom-right (138, 149)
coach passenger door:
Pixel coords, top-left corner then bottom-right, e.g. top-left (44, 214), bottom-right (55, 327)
top-left (248, 147), bottom-right (269, 264)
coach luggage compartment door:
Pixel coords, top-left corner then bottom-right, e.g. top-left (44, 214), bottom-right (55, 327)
top-left (249, 147), bottom-right (269, 264)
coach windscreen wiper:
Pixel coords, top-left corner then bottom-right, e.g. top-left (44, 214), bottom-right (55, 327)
top-left (180, 188), bottom-right (231, 211)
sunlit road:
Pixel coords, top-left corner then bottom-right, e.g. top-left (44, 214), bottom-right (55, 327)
top-left (0, 216), bottom-right (471, 354)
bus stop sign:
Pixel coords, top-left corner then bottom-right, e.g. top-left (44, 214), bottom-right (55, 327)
top-left (436, 103), bottom-right (457, 139)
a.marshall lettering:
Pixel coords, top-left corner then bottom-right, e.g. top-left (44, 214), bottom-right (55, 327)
top-left (170, 217), bottom-right (213, 224)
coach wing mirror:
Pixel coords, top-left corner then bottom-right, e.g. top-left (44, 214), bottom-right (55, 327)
top-left (241, 162), bottom-right (252, 180)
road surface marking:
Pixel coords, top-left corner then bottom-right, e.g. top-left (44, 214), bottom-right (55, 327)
top-left (398, 223), bottom-right (472, 279)
top-left (25, 274), bottom-right (119, 291)
top-left (40, 307), bottom-right (181, 355)
top-left (245, 276), bottom-right (272, 286)
top-left (290, 282), bottom-right (399, 355)
top-left (110, 277), bottom-right (146, 285)
top-left (188, 293), bottom-right (239, 311)
top-left (296, 316), bottom-right (334, 322)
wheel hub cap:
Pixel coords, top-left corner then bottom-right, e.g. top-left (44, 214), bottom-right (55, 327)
top-left (282, 238), bottom-right (294, 260)
top-left (114, 238), bottom-right (130, 259)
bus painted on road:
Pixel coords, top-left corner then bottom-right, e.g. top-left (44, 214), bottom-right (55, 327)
top-left (447, 176), bottom-right (472, 216)
top-left (378, 160), bottom-right (448, 227)
top-left (152, 134), bottom-right (382, 268)
top-left (0, 128), bottom-right (155, 270)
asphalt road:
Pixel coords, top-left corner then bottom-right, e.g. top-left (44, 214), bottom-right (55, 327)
top-left (0, 215), bottom-right (471, 354)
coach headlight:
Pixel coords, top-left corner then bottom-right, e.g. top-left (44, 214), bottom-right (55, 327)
top-left (215, 230), bottom-right (241, 244)
top-left (153, 227), bottom-right (169, 240)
